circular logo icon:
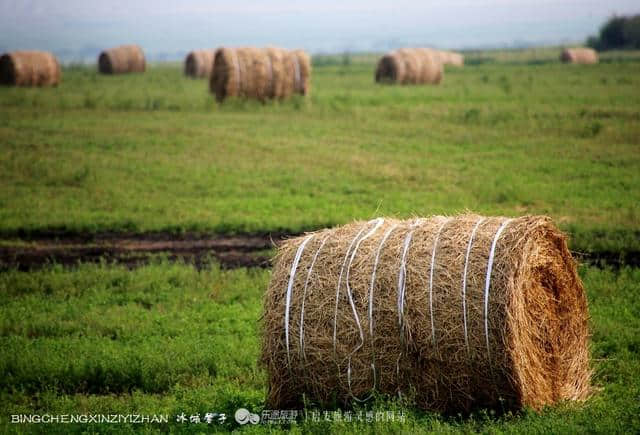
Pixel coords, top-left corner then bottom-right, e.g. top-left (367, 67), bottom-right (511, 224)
top-left (235, 408), bottom-right (250, 424)
top-left (235, 408), bottom-right (260, 425)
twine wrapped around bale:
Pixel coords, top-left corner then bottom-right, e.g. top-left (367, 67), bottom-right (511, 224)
top-left (0, 51), bottom-right (61, 86)
top-left (184, 50), bottom-right (216, 78)
top-left (375, 48), bottom-right (443, 85)
top-left (98, 45), bottom-right (146, 74)
top-left (262, 215), bottom-right (591, 412)
top-left (210, 47), bottom-right (311, 102)
top-left (560, 48), bottom-right (598, 64)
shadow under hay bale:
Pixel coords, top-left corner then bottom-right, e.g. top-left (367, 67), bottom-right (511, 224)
top-left (375, 48), bottom-right (443, 85)
top-left (184, 49), bottom-right (216, 78)
top-left (262, 215), bottom-right (591, 413)
top-left (210, 47), bottom-right (311, 102)
top-left (0, 51), bottom-right (61, 87)
top-left (560, 48), bottom-right (599, 64)
top-left (98, 45), bottom-right (146, 74)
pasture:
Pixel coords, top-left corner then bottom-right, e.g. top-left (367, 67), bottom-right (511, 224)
top-left (0, 48), bottom-right (639, 433)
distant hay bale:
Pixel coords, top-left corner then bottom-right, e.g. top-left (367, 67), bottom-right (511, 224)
top-left (184, 49), bottom-right (216, 78)
top-left (560, 48), bottom-right (598, 64)
top-left (262, 214), bottom-right (591, 413)
top-left (375, 48), bottom-right (443, 85)
top-left (98, 45), bottom-right (146, 74)
top-left (210, 47), bottom-right (311, 102)
top-left (437, 50), bottom-right (464, 67)
top-left (0, 51), bottom-right (61, 86)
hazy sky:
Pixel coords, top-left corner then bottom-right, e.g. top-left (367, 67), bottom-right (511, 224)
top-left (1, 0), bottom-right (638, 61)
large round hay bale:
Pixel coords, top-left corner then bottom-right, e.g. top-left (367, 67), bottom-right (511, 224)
top-left (438, 50), bottom-right (464, 67)
top-left (375, 48), bottom-right (443, 85)
top-left (184, 49), bottom-right (216, 78)
top-left (210, 47), bottom-right (311, 102)
top-left (262, 215), bottom-right (591, 412)
top-left (0, 51), bottom-right (61, 86)
top-left (560, 48), bottom-right (598, 64)
top-left (98, 45), bottom-right (146, 74)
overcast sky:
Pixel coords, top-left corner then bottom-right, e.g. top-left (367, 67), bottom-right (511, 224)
top-left (1, 0), bottom-right (638, 61)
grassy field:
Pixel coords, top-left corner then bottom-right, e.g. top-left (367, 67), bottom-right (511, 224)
top-left (1, 48), bottom-right (639, 433)
top-left (0, 262), bottom-right (638, 433)
top-left (1, 50), bottom-right (639, 253)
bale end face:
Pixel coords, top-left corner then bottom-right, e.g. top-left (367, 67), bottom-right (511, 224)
top-left (98, 52), bottom-right (112, 74)
top-left (184, 52), bottom-right (197, 77)
top-left (210, 48), bottom-right (232, 102)
top-left (0, 54), bottom-right (16, 85)
top-left (375, 55), bottom-right (399, 84)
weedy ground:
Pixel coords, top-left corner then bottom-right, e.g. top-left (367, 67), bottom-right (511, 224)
top-left (0, 48), bottom-right (639, 433)
top-left (0, 263), bottom-right (638, 433)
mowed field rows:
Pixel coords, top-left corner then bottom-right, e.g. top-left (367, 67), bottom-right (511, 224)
top-left (0, 50), bottom-right (639, 432)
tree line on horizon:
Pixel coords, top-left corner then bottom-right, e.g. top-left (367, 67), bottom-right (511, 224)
top-left (587, 14), bottom-right (640, 50)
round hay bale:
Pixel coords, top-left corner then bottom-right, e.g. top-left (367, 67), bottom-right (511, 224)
top-left (560, 48), bottom-right (598, 64)
top-left (262, 215), bottom-right (591, 412)
top-left (184, 49), bottom-right (216, 78)
top-left (98, 45), bottom-right (146, 74)
top-left (0, 51), bottom-right (61, 87)
top-left (210, 47), bottom-right (311, 102)
top-left (375, 48), bottom-right (443, 85)
top-left (438, 50), bottom-right (464, 67)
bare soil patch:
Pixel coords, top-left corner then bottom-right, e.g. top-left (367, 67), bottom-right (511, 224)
top-left (0, 231), bottom-right (636, 270)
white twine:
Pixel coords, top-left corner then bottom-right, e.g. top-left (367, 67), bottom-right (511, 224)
top-left (292, 53), bottom-right (301, 93)
top-left (284, 234), bottom-right (314, 366)
top-left (333, 220), bottom-right (376, 354)
top-left (397, 220), bottom-right (422, 329)
top-left (461, 218), bottom-right (485, 353)
top-left (483, 219), bottom-right (513, 361)
top-left (346, 218), bottom-right (384, 345)
top-left (299, 233), bottom-right (330, 360)
top-left (347, 359), bottom-right (377, 403)
top-left (366, 222), bottom-right (399, 396)
top-left (345, 218), bottom-right (384, 401)
top-left (428, 218), bottom-right (451, 348)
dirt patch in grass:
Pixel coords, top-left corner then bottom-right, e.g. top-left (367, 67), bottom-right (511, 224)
top-left (0, 232), bottom-right (637, 270)
top-left (0, 232), bottom-right (293, 270)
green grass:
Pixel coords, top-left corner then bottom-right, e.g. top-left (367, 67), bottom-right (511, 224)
top-left (0, 262), bottom-right (638, 433)
top-left (0, 49), bottom-right (638, 432)
top-left (1, 56), bottom-right (639, 254)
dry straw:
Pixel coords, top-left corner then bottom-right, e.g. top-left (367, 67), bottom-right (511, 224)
top-left (0, 51), bottom-right (61, 86)
top-left (375, 48), bottom-right (443, 85)
top-left (210, 47), bottom-right (311, 102)
top-left (437, 50), bottom-right (465, 67)
top-left (560, 48), bottom-right (598, 64)
top-left (184, 50), bottom-right (216, 78)
top-left (98, 45), bottom-right (146, 74)
top-left (262, 214), bottom-right (591, 412)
